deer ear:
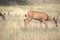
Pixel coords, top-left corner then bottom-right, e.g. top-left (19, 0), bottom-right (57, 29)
top-left (25, 14), bottom-right (27, 17)
top-left (53, 17), bottom-right (57, 21)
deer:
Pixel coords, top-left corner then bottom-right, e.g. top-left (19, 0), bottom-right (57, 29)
top-left (24, 10), bottom-right (58, 29)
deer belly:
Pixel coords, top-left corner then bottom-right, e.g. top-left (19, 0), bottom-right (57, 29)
top-left (33, 15), bottom-right (41, 20)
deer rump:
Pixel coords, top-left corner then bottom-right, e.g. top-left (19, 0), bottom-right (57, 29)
top-left (24, 11), bottom-right (58, 28)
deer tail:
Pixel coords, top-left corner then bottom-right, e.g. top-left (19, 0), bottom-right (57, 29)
top-left (25, 14), bottom-right (27, 17)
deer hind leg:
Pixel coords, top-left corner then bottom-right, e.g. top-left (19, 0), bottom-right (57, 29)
top-left (24, 17), bottom-right (32, 27)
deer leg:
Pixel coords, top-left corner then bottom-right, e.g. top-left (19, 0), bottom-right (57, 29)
top-left (24, 17), bottom-right (32, 27)
top-left (39, 21), bottom-right (42, 29)
top-left (42, 20), bottom-right (48, 29)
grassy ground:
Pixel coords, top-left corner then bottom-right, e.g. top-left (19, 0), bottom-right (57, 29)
top-left (0, 3), bottom-right (60, 40)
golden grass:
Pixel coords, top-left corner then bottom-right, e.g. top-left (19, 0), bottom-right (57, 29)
top-left (0, 3), bottom-right (60, 40)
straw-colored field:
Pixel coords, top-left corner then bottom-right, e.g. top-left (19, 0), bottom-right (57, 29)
top-left (0, 3), bottom-right (60, 40)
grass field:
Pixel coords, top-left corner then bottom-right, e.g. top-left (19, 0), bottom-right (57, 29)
top-left (0, 3), bottom-right (60, 40)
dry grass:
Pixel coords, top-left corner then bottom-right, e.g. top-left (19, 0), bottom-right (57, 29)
top-left (0, 3), bottom-right (60, 40)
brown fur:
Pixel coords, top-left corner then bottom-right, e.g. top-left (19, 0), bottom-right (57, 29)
top-left (24, 11), bottom-right (58, 28)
